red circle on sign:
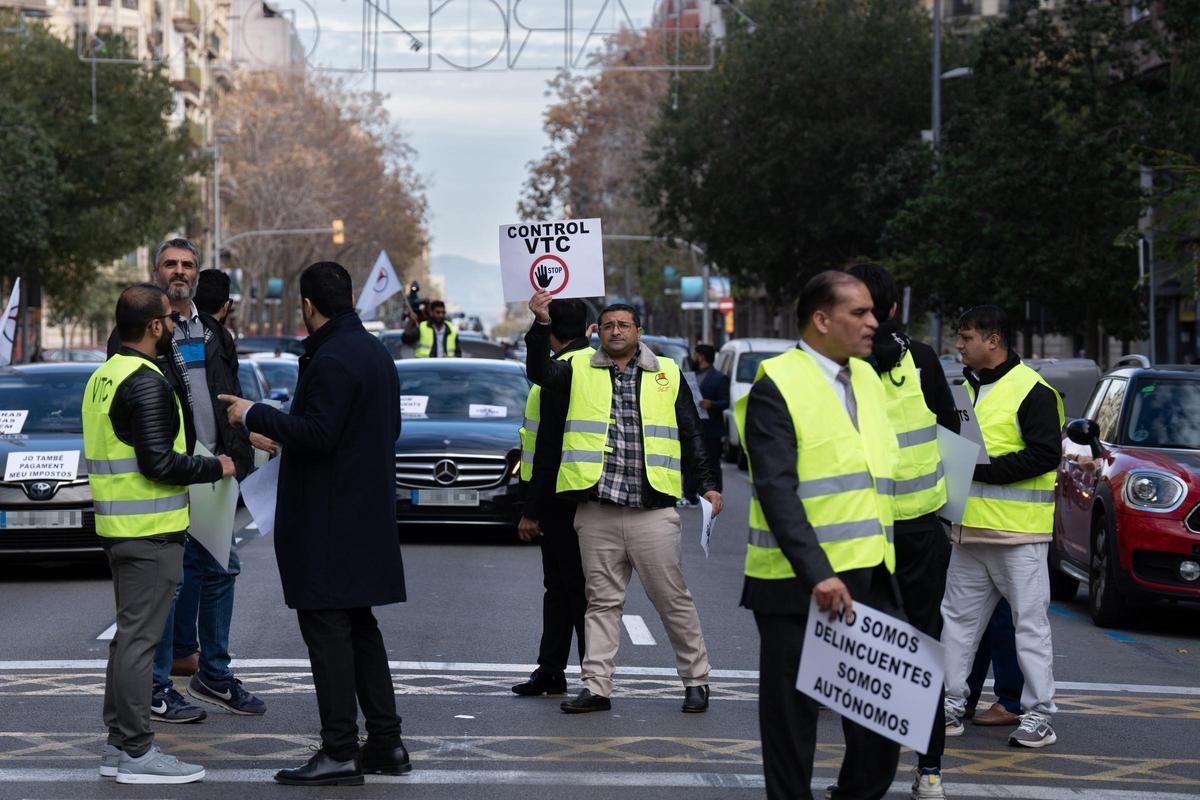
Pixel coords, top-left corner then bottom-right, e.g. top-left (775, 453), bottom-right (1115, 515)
top-left (718, 297), bottom-right (734, 313)
top-left (529, 255), bottom-right (570, 295)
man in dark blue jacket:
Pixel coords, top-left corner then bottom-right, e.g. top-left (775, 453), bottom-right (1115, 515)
top-left (219, 262), bottom-right (408, 786)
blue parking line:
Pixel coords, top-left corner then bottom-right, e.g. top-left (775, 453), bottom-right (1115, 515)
top-left (1104, 630), bottom-right (1137, 643)
top-left (1048, 604), bottom-right (1077, 619)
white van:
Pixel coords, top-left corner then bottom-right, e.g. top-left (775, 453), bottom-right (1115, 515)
top-left (713, 337), bottom-right (796, 466)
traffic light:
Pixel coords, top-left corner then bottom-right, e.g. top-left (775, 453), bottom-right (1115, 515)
top-left (331, 219), bottom-right (344, 245)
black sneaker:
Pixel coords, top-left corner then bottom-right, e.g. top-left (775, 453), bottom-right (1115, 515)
top-left (150, 686), bottom-right (207, 724)
top-left (188, 674), bottom-right (266, 715)
top-left (512, 670), bottom-right (568, 696)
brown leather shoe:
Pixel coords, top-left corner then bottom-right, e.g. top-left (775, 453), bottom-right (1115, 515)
top-left (171, 652), bottom-right (199, 677)
top-left (973, 701), bottom-right (1020, 726)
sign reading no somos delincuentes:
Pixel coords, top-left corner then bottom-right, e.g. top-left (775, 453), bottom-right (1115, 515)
top-left (499, 218), bottom-right (605, 302)
top-left (796, 596), bottom-right (944, 752)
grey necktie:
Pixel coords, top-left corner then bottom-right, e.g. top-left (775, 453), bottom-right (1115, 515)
top-left (836, 366), bottom-right (858, 430)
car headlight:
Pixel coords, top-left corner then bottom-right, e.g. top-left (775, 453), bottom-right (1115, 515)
top-left (1124, 470), bottom-right (1187, 512)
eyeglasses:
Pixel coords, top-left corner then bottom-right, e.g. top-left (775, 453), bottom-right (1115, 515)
top-left (160, 259), bottom-right (196, 269)
top-left (599, 321), bottom-right (636, 332)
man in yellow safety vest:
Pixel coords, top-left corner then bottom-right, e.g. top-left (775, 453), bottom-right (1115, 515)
top-left (83, 284), bottom-right (233, 784)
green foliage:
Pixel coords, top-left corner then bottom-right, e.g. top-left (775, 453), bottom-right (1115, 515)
top-left (640, 0), bottom-right (933, 301)
top-left (0, 20), bottom-right (197, 305)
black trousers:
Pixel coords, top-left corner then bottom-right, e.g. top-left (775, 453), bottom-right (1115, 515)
top-left (754, 565), bottom-right (901, 800)
top-left (893, 513), bottom-right (952, 770)
top-left (296, 607), bottom-right (402, 761)
top-left (535, 501), bottom-right (587, 673)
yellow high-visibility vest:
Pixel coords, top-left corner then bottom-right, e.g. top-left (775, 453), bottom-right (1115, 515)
top-left (881, 349), bottom-right (946, 520)
top-left (415, 320), bottom-right (457, 358)
top-left (557, 354), bottom-right (682, 497)
top-left (735, 349), bottom-right (897, 579)
top-left (81, 354), bottom-right (189, 538)
top-left (519, 346), bottom-right (595, 482)
top-left (962, 362), bottom-right (1063, 535)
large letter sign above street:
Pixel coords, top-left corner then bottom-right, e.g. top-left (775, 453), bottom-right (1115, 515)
top-left (796, 597), bottom-right (944, 752)
top-left (499, 218), bottom-right (605, 302)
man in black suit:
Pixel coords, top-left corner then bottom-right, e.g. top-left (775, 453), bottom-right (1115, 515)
top-left (681, 344), bottom-right (730, 505)
top-left (219, 262), bottom-right (408, 786)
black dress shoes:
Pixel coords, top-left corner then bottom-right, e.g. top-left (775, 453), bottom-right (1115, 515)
top-left (682, 685), bottom-right (710, 713)
top-left (560, 688), bottom-right (612, 713)
top-left (360, 740), bottom-right (413, 775)
top-left (512, 670), bottom-right (568, 696)
top-left (274, 749), bottom-right (364, 786)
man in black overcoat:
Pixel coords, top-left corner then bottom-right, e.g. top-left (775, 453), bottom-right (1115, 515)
top-left (219, 261), bottom-right (408, 786)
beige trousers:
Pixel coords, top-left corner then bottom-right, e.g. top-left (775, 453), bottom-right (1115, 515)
top-left (574, 501), bottom-right (710, 697)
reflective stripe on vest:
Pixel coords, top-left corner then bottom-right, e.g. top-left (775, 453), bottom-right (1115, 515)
top-left (415, 321), bottom-right (457, 358)
top-left (736, 349), bottom-right (897, 581)
top-left (81, 354), bottom-right (190, 538)
top-left (961, 362), bottom-right (1063, 535)
top-left (557, 354), bottom-right (683, 497)
top-left (881, 350), bottom-right (947, 520)
top-left (518, 347), bottom-right (595, 482)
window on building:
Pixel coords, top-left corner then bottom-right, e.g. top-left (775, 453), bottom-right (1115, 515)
top-left (73, 0), bottom-right (87, 8)
top-left (122, 0), bottom-right (138, 8)
top-left (98, 0), bottom-right (111, 7)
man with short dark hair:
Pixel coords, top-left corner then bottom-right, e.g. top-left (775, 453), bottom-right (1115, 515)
top-left (219, 262), bottom-right (409, 786)
top-left (680, 343), bottom-right (729, 506)
top-left (194, 270), bottom-right (233, 324)
top-left (85, 284), bottom-right (234, 784)
top-left (942, 305), bottom-right (1063, 749)
top-left (526, 291), bottom-right (723, 715)
top-left (402, 298), bottom-right (459, 357)
top-left (738, 270), bottom-right (902, 800)
top-left (512, 298), bottom-right (593, 697)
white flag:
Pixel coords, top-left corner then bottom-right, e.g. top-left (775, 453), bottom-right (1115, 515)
top-left (0, 278), bottom-right (20, 367)
top-left (356, 251), bottom-right (402, 321)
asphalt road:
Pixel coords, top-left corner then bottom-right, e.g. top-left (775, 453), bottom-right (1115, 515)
top-left (1, 463), bottom-right (1199, 799)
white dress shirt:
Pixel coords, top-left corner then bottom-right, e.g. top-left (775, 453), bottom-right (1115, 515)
top-left (798, 339), bottom-right (848, 408)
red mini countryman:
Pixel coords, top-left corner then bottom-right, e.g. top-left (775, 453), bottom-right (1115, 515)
top-left (1052, 356), bottom-right (1200, 627)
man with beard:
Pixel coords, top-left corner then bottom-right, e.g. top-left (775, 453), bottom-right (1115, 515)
top-left (107, 240), bottom-right (265, 724)
top-left (219, 262), bottom-right (408, 785)
top-left (84, 285), bottom-right (234, 783)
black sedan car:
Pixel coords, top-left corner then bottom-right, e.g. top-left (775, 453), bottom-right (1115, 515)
top-left (394, 358), bottom-right (530, 530)
top-left (0, 363), bottom-right (103, 558)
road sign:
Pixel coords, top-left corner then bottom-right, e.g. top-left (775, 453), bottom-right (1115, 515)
top-left (718, 297), bottom-right (734, 313)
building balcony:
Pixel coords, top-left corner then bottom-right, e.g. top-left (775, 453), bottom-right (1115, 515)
top-left (187, 119), bottom-right (206, 148)
top-left (209, 60), bottom-right (234, 89)
top-left (172, 0), bottom-right (201, 34)
top-left (172, 63), bottom-right (202, 92)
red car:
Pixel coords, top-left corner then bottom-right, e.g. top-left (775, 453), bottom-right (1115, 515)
top-left (1052, 357), bottom-right (1200, 627)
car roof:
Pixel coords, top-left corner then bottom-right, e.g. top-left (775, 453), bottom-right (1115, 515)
top-left (720, 338), bottom-right (796, 352)
top-left (0, 362), bottom-right (100, 375)
top-left (394, 357), bottom-right (526, 371)
top-left (1103, 363), bottom-right (1200, 380)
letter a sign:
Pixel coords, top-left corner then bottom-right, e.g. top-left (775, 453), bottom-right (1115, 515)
top-left (499, 217), bottom-right (605, 302)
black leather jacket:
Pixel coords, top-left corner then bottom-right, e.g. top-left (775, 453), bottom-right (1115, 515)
top-left (108, 348), bottom-right (224, 485)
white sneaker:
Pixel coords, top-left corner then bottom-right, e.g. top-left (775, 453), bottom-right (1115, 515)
top-left (1008, 713), bottom-right (1057, 748)
top-left (115, 745), bottom-right (205, 784)
top-left (98, 744), bottom-right (122, 778)
top-left (911, 768), bottom-right (946, 799)
top-left (944, 704), bottom-right (964, 737)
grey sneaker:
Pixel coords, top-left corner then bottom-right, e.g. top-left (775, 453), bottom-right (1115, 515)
top-left (944, 704), bottom-right (964, 737)
top-left (911, 768), bottom-right (946, 799)
top-left (115, 745), bottom-right (205, 784)
top-left (98, 744), bottom-right (122, 778)
top-left (1008, 713), bottom-right (1057, 748)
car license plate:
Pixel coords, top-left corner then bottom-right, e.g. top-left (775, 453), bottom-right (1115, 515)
top-left (0, 510), bottom-right (84, 529)
top-left (411, 489), bottom-right (479, 507)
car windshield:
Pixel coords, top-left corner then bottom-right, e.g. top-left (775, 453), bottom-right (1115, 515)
top-left (0, 370), bottom-right (94, 433)
top-left (380, 334), bottom-right (406, 359)
top-left (255, 361), bottom-right (298, 394)
top-left (1125, 379), bottom-right (1200, 449)
top-left (736, 351), bottom-right (784, 383)
top-left (398, 367), bottom-right (529, 420)
top-left (237, 364), bottom-right (263, 402)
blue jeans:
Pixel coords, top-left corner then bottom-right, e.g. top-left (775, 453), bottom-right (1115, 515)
top-left (153, 537), bottom-right (241, 694)
top-left (966, 598), bottom-right (1024, 714)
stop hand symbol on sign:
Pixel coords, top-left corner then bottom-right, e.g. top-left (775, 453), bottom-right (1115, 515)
top-left (529, 255), bottom-right (570, 295)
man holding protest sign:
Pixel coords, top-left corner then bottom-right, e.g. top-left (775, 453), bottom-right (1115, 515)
top-left (735, 270), bottom-right (903, 800)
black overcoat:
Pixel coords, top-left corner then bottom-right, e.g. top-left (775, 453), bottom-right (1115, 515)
top-left (245, 311), bottom-right (406, 609)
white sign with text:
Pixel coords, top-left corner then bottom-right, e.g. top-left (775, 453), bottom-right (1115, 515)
top-left (499, 218), bottom-right (605, 302)
top-left (0, 410), bottom-right (28, 434)
top-left (797, 596), bottom-right (944, 753)
top-left (5, 450), bottom-right (79, 481)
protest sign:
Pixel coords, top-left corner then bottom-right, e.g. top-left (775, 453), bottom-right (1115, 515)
top-left (5, 450), bottom-right (79, 481)
top-left (499, 218), bottom-right (605, 302)
top-left (797, 596), bottom-right (944, 752)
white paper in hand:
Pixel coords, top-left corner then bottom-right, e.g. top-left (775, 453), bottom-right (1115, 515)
top-left (698, 496), bottom-right (715, 558)
top-left (187, 442), bottom-right (239, 570)
top-left (936, 426), bottom-right (980, 524)
top-left (240, 453), bottom-right (280, 538)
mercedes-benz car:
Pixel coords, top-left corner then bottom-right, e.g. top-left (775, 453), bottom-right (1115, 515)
top-left (394, 358), bottom-right (530, 530)
top-left (1053, 356), bottom-right (1200, 626)
top-left (0, 363), bottom-right (103, 559)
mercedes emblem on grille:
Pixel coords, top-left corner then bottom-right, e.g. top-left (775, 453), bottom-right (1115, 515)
top-left (432, 459), bottom-right (459, 485)
top-left (27, 481), bottom-right (56, 501)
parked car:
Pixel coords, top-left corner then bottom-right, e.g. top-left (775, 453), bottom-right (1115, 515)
top-left (39, 348), bottom-right (106, 363)
top-left (713, 337), bottom-right (795, 466)
top-left (247, 355), bottom-right (299, 405)
top-left (394, 358), bottom-right (530, 530)
top-left (0, 363), bottom-right (102, 559)
top-left (235, 335), bottom-right (305, 357)
top-left (947, 357), bottom-right (1101, 419)
top-left (1052, 356), bottom-right (1200, 626)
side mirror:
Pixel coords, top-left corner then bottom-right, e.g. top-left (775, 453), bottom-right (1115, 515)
top-left (1066, 418), bottom-right (1102, 458)
top-left (269, 388), bottom-right (290, 402)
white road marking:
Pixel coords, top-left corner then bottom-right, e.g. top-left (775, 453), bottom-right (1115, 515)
top-left (95, 623), bottom-right (117, 642)
top-left (0, 659), bottom-right (1197, 697)
top-left (621, 615), bottom-right (656, 646)
top-left (0, 768), bottom-right (1194, 797)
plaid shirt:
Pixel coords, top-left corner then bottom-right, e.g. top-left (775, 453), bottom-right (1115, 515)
top-left (594, 345), bottom-right (647, 507)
